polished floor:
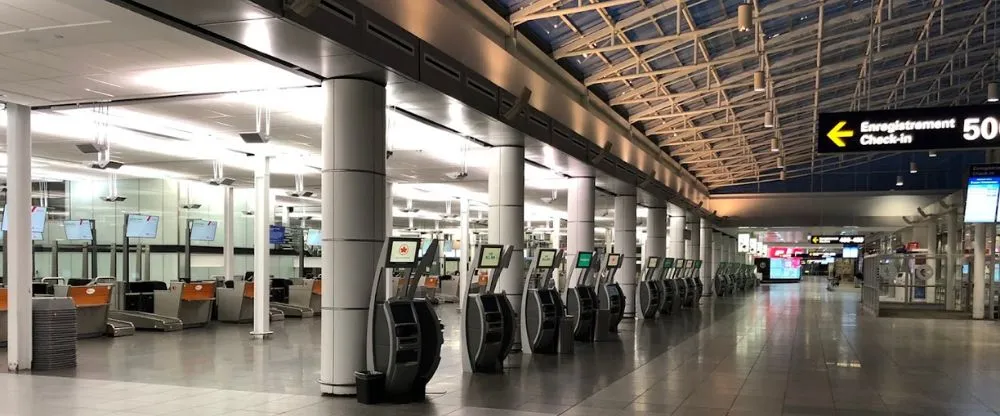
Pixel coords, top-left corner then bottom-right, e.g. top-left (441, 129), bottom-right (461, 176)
top-left (3, 280), bottom-right (1000, 415)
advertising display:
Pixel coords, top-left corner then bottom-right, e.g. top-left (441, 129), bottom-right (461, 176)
top-left (769, 258), bottom-right (802, 280)
top-left (189, 220), bottom-right (218, 242)
top-left (737, 233), bottom-right (750, 253)
top-left (964, 164), bottom-right (1000, 223)
top-left (63, 220), bottom-right (93, 240)
top-left (817, 104), bottom-right (1000, 154)
top-left (125, 215), bottom-right (159, 238)
top-left (2, 205), bottom-right (47, 233)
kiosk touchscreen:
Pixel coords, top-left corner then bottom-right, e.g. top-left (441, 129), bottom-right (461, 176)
top-left (364, 238), bottom-right (443, 402)
top-left (461, 244), bottom-right (516, 373)
top-left (522, 248), bottom-right (565, 354)
top-left (567, 251), bottom-right (598, 342)
top-left (637, 256), bottom-right (662, 319)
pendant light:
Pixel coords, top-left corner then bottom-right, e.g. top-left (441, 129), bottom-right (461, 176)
top-left (990, 82), bottom-right (999, 102)
top-left (737, 4), bottom-right (752, 32)
top-left (753, 71), bottom-right (766, 92)
top-left (776, 155), bottom-right (784, 168)
top-left (929, 151), bottom-right (937, 157)
top-left (896, 175), bottom-right (904, 186)
top-left (764, 110), bottom-right (774, 128)
top-left (770, 137), bottom-right (780, 152)
top-left (909, 161), bottom-right (918, 174)
top-left (779, 170), bottom-right (786, 181)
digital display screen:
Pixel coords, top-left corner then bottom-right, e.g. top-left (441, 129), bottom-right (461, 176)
top-left (479, 246), bottom-right (503, 268)
top-left (576, 252), bottom-right (593, 268)
top-left (965, 176), bottom-right (1000, 223)
top-left (606, 253), bottom-right (621, 268)
top-left (189, 220), bottom-right (218, 242)
top-left (63, 220), bottom-right (93, 240)
top-left (388, 239), bottom-right (420, 264)
top-left (2, 205), bottom-right (47, 233)
top-left (125, 215), bottom-right (159, 238)
top-left (685, 259), bottom-right (694, 268)
top-left (842, 246), bottom-right (860, 259)
top-left (769, 258), bottom-right (802, 280)
top-left (662, 258), bottom-right (674, 269)
top-left (306, 229), bottom-right (321, 246)
top-left (646, 257), bottom-right (659, 269)
top-left (694, 260), bottom-right (702, 268)
top-left (537, 249), bottom-right (556, 268)
top-left (269, 225), bottom-right (285, 244)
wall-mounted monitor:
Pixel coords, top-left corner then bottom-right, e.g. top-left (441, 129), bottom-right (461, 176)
top-left (537, 249), bottom-right (557, 269)
top-left (306, 229), bottom-right (321, 246)
top-left (646, 257), bottom-right (659, 269)
top-left (63, 220), bottom-right (93, 240)
top-left (2, 205), bottom-right (47, 233)
top-left (269, 225), bottom-right (285, 244)
top-left (189, 220), bottom-right (218, 242)
top-left (606, 253), bottom-right (621, 268)
top-left (479, 246), bottom-right (504, 268)
top-left (575, 252), bottom-right (593, 269)
top-left (125, 214), bottom-right (159, 238)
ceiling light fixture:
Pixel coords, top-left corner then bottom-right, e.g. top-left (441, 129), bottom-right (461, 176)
top-left (764, 111), bottom-right (774, 128)
top-left (990, 82), bottom-right (999, 102)
top-left (753, 71), bottom-right (766, 92)
top-left (779, 170), bottom-right (786, 181)
top-left (896, 175), bottom-right (904, 186)
top-left (770, 137), bottom-right (780, 152)
top-left (929, 151), bottom-right (937, 157)
top-left (776, 155), bottom-right (784, 168)
top-left (737, 3), bottom-right (753, 32)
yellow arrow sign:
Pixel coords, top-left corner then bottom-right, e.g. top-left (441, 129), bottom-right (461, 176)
top-left (826, 121), bottom-right (853, 147)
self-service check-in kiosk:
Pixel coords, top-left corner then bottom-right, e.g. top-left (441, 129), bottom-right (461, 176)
top-left (714, 262), bottom-right (730, 296)
top-left (366, 238), bottom-right (443, 403)
top-left (566, 251), bottom-right (598, 342)
top-left (595, 253), bottom-right (623, 337)
top-left (691, 260), bottom-right (705, 304)
top-left (678, 259), bottom-right (696, 308)
top-left (461, 244), bottom-right (516, 373)
top-left (636, 256), bottom-right (661, 319)
top-left (658, 258), bottom-right (680, 315)
top-left (672, 258), bottom-right (690, 309)
top-left (521, 249), bottom-right (564, 354)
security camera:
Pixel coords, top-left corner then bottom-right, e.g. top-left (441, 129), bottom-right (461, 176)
top-left (88, 160), bottom-right (123, 170)
top-left (182, 204), bottom-right (202, 209)
top-left (445, 172), bottom-right (468, 180)
top-left (207, 177), bottom-right (236, 186)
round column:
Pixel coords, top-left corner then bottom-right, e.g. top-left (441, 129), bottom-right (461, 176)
top-left (700, 220), bottom-right (713, 295)
top-left (567, 172), bottom-right (595, 288)
top-left (319, 78), bottom-right (386, 395)
top-left (251, 155), bottom-right (272, 338)
top-left (644, 203), bottom-right (666, 263)
top-left (6, 103), bottom-right (31, 371)
top-left (945, 210), bottom-right (958, 310)
top-left (488, 138), bottom-right (525, 316)
top-left (614, 189), bottom-right (637, 317)
top-left (686, 211), bottom-right (700, 261)
top-left (667, 203), bottom-right (685, 259)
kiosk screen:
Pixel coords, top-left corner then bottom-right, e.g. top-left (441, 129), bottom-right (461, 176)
top-left (576, 252), bottom-right (593, 268)
top-left (537, 250), bottom-right (557, 268)
top-left (646, 257), bottom-right (659, 269)
top-left (388, 239), bottom-right (420, 265)
top-left (479, 246), bottom-right (503, 268)
top-left (606, 253), bottom-right (621, 268)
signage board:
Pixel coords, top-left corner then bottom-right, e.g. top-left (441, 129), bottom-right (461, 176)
top-left (737, 233), bottom-right (750, 253)
top-left (808, 235), bottom-right (865, 245)
top-left (965, 164), bottom-right (1000, 223)
top-left (817, 104), bottom-right (1000, 153)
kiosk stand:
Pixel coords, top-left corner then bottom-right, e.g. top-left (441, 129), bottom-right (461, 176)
top-left (566, 251), bottom-right (598, 342)
top-left (679, 259), bottom-right (696, 308)
top-left (692, 260), bottom-right (705, 303)
top-left (521, 249), bottom-right (565, 354)
top-left (460, 244), bottom-right (515, 373)
top-left (657, 258), bottom-right (680, 316)
top-left (365, 238), bottom-right (443, 403)
top-left (595, 253), bottom-right (623, 339)
top-left (636, 256), bottom-right (661, 319)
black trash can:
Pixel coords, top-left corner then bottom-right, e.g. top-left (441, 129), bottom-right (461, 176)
top-left (354, 370), bottom-right (385, 405)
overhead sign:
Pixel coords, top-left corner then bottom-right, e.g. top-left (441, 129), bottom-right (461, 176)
top-left (965, 164), bottom-right (1000, 223)
top-left (737, 233), bottom-right (750, 253)
top-left (816, 104), bottom-right (1000, 153)
top-left (808, 235), bottom-right (865, 245)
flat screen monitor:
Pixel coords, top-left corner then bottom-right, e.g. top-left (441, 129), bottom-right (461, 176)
top-left (269, 225), bottom-right (285, 244)
top-left (606, 253), bottom-right (621, 268)
top-left (125, 215), bottom-right (159, 238)
top-left (63, 220), bottom-right (93, 240)
top-left (685, 259), bottom-right (694, 268)
top-left (769, 258), bottom-right (802, 280)
top-left (388, 238), bottom-right (420, 265)
top-left (479, 246), bottom-right (503, 268)
top-left (966, 166), bottom-right (1000, 222)
top-left (646, 257), bottom-right (659, 269)
top-left (537, 249), bottom-right (557, 268)
top-left (190, 220), bottom-right (218, 242)
top-left (576, 252), bottom-right (593, 269)
top-left (842, 245), bottom-right (860, 259)
top-left (306, 229), bottom-right (321, 246)
top-left (2, 205), bottom-right (47, 233)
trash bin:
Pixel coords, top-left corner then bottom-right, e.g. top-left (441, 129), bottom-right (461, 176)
top-left (558, 315), bottom-right (574, 354)
top-left (355, 370), bottom-right (385, 405)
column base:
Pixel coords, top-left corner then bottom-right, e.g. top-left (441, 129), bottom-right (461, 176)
top-left (249, 331), bottom-right (274, 339)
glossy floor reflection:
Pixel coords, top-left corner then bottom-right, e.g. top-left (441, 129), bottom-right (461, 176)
top-left (2, 279), bottom-right (998, 415)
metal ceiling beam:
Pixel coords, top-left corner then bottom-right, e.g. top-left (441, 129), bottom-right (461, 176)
top-left (509, 0), bottom-right (562, 25)
top-left (555, 24), bottom-right (730, 59)
top-left (512, 0), bottom-right (642, 25)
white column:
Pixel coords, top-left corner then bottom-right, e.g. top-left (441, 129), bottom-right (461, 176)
top-left (567, 172), bottom-right (595, 288)
top-left (945, 210), bottom-right (959, 310)
top-left (645, 204), bottom-right (666, 263)
top-left (487, 139), bottom-right (525, 312)
top-left (614, 189), bottom-right (637, 317)
top-left (458, 198), bottom-right (470, 313)
top-left (667, 203), bottom-right (685, 259)
top-left (251, 155), bottom-right (272, 339)
top-left (550, 216), bottom-right (562, 286)
top-left (6, 103), bottom-right (31, 371)
top-left (319, 78), bottom-right (386, 395)
top-left (686, 211), bottom-right (700, 261)
top-left (712, 231), bottom-right (723, 290)
top-left (973, 223), bottom-right (986, 319)
top-left (700, 220), bottom-right (713, 295)
top-left (925, 219), bottom-right (938, 302)
top-left (223, 186), bottom-right (234, 281)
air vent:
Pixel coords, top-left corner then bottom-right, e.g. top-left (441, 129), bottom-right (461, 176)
top-left (322, 0), bottom-right (356, 23)
top-left (366, 22), bottom-right (414, 55)
top-left (423, 54), bottom-right (460, 80)
top-left (467, 78), bottom-right (496, 100)
top-left (528, 114), bottom-right (549, 128)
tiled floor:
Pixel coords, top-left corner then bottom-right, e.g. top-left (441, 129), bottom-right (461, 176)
top-left (3, 279), bottom-right (1000, 415)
